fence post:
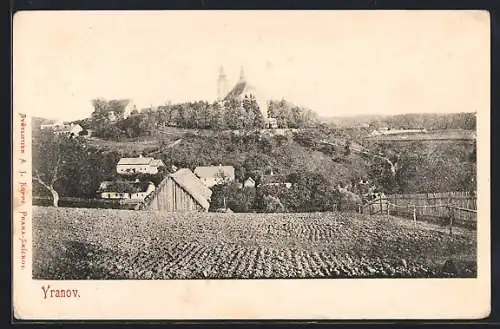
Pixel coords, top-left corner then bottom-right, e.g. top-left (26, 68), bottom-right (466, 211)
top-left (413, 205), bottom-right (417, 227)
top-left (448, 206), bottom-right (454, 237)
top-left (387, 202), bottom-right (390, 216)
top-left (379, 197), bottom-right (383, 214)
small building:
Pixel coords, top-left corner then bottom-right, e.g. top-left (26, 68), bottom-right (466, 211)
top-left (266, 117), bottom-right (278, 129)
top-left (243, 177), bottom-right (256, 188)
top-left (259, 175), bottom-right (292, 189)
top-left (41, 122), bottom-right (83, 137)
top-left (146, 168), bottom-right (212, 212)
top-left (238, 177), bottom-right (256, 189)
top-left (194, 165), bottom-right (235, 188)
top-left (97, 180), bottom-right (156, 201)
top-left (116, 155), bottom-right (165, 175)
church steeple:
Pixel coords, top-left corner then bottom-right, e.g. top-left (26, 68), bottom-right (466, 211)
top-left (217, 65), bottom-right (228, 100)
top-left (219, 65), bottom-right (226, 78)
top-left (239, 66), bottom-right (246, 82)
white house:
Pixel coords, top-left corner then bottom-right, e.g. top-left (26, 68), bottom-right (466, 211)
top-left (97, 180), bottom-right (156, 201)
top-left (116, 155), bottom-right (165, 175)
top-left (265, 117), bottom-right (278, 129)
top-left (194, 165), bottom-right (235, 188)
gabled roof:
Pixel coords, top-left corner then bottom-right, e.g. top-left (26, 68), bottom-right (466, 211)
top-left (150, 159), bottom-right (165, 167)
top-left (194, 166), bottom-right (235, 179)
top-left (117, 157), bottom-right (154, 166)
top-left (170, 168), bottom-right (212, 210)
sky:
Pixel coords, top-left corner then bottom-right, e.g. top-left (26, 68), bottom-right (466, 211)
top-left (13, 10), bottom-right (489, 121)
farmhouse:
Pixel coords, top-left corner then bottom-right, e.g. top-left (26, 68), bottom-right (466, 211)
top-left (194, 165), bottom-right (235, 188)
top-left (116, 155), bottom-right (165, 175)
top-left (97, 180), bottom-right (156, 201)
top-left (146, 168), bottom-right (212, 212)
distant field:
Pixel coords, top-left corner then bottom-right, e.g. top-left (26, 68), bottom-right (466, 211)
top-left (364, 129), bottom-right (476, 142)
top-left (33, 207), bottom-right (476, 280)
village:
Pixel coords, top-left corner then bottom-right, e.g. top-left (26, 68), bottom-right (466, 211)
top-left (35, 65), bottom-right (409, 213)
top-left (25, 11), bottom-right (481, 284)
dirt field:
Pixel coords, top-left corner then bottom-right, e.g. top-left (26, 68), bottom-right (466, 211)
top-left (32, 206), bottom-right (476, 280)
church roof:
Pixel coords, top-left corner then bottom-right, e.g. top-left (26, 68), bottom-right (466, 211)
top-left (220, 67), bottom-right (269, 117)
top-left (224, 80), bottom-right (253, 99)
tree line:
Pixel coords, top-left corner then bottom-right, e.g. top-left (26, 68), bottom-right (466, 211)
top-left (369, 112), bottom-right (476, 130)
top-left (82, 97), bottom-right (319, 140)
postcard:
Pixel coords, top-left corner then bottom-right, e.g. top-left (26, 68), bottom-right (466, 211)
top-left (12, 10), bottom-right (490, 320)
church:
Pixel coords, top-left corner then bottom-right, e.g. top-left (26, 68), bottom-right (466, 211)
top-left (217, 66), bottom-right (269, 119)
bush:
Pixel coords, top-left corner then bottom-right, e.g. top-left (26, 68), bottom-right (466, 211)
top-left (262, 195), bottom-right (285, 213)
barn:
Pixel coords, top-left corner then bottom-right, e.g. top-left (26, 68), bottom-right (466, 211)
top-left (145, 168), bottom-right (212, 212)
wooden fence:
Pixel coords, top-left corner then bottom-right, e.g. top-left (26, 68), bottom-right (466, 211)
top-left (33, 196), bottom-right (140, 210)
top-left (361, 191), bottom-right (477, 229)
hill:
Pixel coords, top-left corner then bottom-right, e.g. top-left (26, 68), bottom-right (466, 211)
top-left (32, 124), bottom-right (476, 210)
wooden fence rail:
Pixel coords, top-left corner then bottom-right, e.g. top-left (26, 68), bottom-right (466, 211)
top-left (361, 191), bottom-right (477, 231)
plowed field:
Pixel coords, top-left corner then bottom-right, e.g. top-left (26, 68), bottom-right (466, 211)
top-left (32, 206), bottom-right (476, 279)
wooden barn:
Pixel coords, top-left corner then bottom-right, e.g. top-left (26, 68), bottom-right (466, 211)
top-left (144, 168), bottom-right (212, 212)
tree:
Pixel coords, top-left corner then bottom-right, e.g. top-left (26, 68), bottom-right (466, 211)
top-left (107, 99), bottom-right (129, 121)
top-left (32, 132), bottom-right (93, 206)
top-left (208, 102), bottom-right (225, 130)
top-left (242, 95), bottom-right (255, 129)
top-left (344, 140), bottom-right (351, 156)
top-left (32, 132), bottom-right (65, 206)
top-left (223, 98), bottom-right (243, 130)
top-left (249, 95), bottom-right (266, 128)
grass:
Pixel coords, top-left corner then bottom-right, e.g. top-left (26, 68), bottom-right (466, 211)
top-left (32, 206), bottom-right (476, 280)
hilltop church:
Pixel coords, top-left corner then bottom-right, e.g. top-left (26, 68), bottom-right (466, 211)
top-left (217, 66), bottom-right (269, 119)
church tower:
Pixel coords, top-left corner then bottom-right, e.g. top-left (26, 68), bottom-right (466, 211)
top-left (239, 66), bottom-right (245, 82)
top-left (217, 65), bottom-right (229, 100)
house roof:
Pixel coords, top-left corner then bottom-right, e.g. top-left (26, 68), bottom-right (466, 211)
top-left (150, 159), bottom-right (165, 167)
top-left (42, 123), bottom-right (82, 132)
top-left (194, 166), bottom-right (235, 179)
top-left (170, 168), bottom-right (212, 210)
top-left (117, 157), bottom-right (154, 166)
